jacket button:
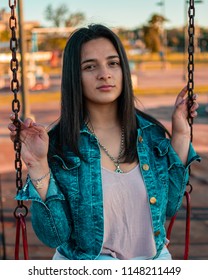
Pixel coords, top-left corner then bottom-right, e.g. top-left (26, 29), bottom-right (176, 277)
top-left (142, 164), bottom-right (149, 171)
top-left (138, 136), bottom-right (143, 143)
top-left (154, 230), bottom-right (160, 236)
top-left (150, 197), bottom-right (157, 204)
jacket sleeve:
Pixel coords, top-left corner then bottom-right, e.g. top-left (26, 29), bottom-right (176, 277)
top-left (15, 172), bottom-right (72, 248)
top-left (156, 138), bottom-right (201, 217)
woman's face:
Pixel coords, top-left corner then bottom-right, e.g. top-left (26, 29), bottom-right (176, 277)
top-left (80, 37), bottom-right (123, 107)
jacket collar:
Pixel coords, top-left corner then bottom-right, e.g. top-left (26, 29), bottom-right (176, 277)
top-left (136, 113), bottom-right (155, 130)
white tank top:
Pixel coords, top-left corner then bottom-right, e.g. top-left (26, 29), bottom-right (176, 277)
top-left (101, 164), bottom-right (156, 259)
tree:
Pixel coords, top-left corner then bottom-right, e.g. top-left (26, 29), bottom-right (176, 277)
top-left (142, 25), bottom-right (160, 52)
top-left (142, 13), bottom-right (167, 52)
top-left (44, 3), bottom-right (85, 28)
top-left (148, 14), bottom-right (167, 30)
top-left (65, 12), bottom-right (85, 27)
top-left (167, 28), bottom-right (183, 52)
top-left (44, 3), bottom-right (69, 27)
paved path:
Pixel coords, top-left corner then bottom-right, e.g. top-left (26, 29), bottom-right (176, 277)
top-left (0, 68), bottom-right (207, 260)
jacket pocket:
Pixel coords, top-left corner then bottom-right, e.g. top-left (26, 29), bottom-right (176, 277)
top-left (50, 154), bottom-right (80, 197)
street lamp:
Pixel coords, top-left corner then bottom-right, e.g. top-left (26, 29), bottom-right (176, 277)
top-left (183, 0), bottom-right (203, 81)
top-left (156, 0), bottom-right (167, 67)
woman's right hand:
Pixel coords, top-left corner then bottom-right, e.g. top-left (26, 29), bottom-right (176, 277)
top-left (8, 115), bottom-right (49, 168)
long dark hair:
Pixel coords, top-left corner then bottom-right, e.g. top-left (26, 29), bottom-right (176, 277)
top-left (51, 24), bottom-right (169, 162)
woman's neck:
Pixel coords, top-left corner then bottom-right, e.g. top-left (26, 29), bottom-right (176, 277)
top-left (86, 102), bottom-right (120, 130)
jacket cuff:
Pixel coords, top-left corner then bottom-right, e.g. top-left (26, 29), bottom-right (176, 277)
top-left (15, 171), bottom-right (65, 203)
top-left (186, 143), bottom-right (201, 167)
top-left (169, 142), bottom-right (201, 169)
top-left (156, 138), bottom-right (201, 169)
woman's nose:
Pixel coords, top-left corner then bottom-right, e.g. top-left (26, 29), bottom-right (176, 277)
top-left (97, 66), bottom-right (111, 80)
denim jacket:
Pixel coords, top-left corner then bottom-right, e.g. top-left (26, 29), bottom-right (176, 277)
top-left (16, 114), bottom-right (200, 260)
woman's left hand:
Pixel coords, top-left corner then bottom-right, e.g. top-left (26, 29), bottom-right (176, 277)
top-left (172, 86), bottom-right (199, 136)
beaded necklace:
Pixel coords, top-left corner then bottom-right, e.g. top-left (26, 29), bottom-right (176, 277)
top-left (86, 122), bottom-right (125, 173)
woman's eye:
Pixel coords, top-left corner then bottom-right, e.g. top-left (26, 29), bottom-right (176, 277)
top-left (83, 65), bottom-right (95, 71)
top-left (109, 61), bottom-right (120, 67)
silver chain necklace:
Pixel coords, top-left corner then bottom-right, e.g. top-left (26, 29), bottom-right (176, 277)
top-left (86, 122), bottom-right (125, 173)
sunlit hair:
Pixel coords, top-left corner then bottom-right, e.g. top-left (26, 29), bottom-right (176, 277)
top-left (49, 24), bottom-right (169, 162)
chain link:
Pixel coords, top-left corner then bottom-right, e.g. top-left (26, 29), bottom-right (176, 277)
top-left (9, 0), bottom-right (27, 216)
top-left (187, 0), bottom-right (195, 142)
top-left (186, 0), bottom-right (195, 193)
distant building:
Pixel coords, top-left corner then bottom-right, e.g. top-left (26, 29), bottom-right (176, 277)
top-left (0, 8), bottom-right (41, 32)
top-left (0, 8), bottom-right (41, 52)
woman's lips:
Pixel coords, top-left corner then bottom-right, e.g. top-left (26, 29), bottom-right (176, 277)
top-left (97, 85), bottom-right (115, 91)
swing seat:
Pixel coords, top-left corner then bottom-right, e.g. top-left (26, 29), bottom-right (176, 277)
top-left (167, 190), bottom-right (191, 260)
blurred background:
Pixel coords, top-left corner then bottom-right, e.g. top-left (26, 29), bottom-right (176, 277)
top-left (0, 0), bottom-right (207, 260)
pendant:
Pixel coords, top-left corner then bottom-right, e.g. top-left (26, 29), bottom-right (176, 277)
top-left (115, 164), bottom-right (124, 173)
top-left (36, 180), bottom-right (43, 189)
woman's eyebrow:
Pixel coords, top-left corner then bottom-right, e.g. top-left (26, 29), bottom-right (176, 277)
top-left (81, 55), bottom-right (120, 65)
top-left (81, 58), bottom-right (96, 65)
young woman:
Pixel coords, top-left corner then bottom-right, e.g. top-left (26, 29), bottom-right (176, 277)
top-left (8, 24), bottom-right (200, 260)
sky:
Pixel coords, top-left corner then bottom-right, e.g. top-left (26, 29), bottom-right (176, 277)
top-left (1, 0), bottom-right (208, 29)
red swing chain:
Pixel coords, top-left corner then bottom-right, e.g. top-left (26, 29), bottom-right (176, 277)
top-left (167, 0), bottom-right (195, 260)
top-left (8, 0), bottom-right (29, 260)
